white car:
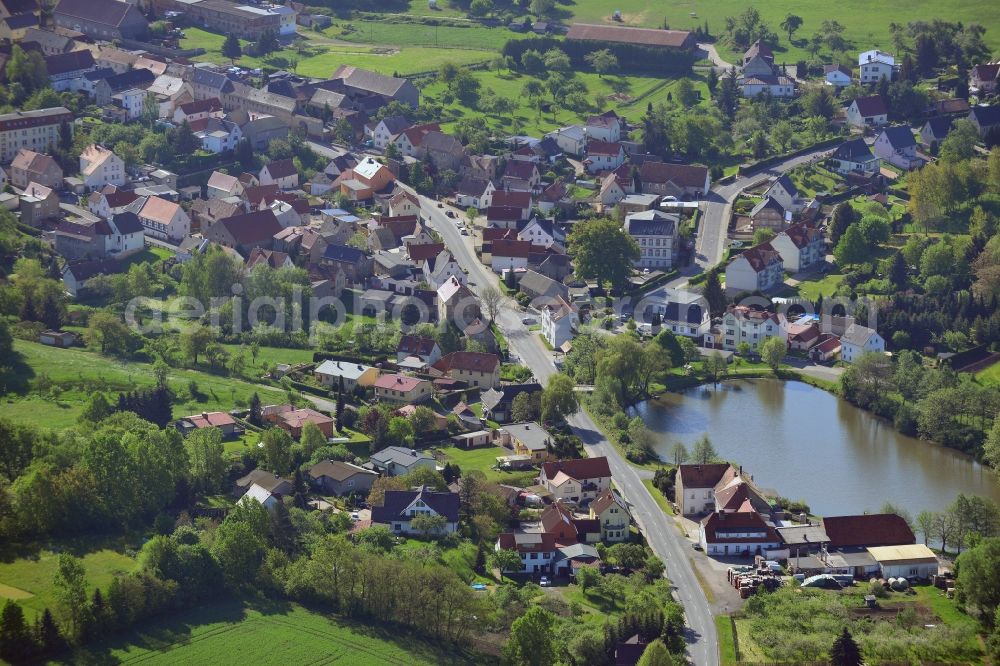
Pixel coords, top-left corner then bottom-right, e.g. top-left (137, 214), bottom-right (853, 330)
top-left (349, 512), bottom-right (360, 522)
top-left (539, 576), bottom-right (551, 587)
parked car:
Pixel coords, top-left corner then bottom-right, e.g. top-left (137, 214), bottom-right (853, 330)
top-left (692, 543), bottom-right (703, 551)
top-left (446, 211), bottom-right (455, 218)
top-left (539, 576), bottom-right (551, 587)
top-left (349, 512), bottom-right (360, 522)
top-left (522, 316), bottom-right (537, 325)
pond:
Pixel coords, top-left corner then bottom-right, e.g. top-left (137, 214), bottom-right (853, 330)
top-left (634, 379), bottom-right (1000, 518)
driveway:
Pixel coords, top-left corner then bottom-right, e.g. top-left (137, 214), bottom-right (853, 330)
top-left (696, 42), bottom-right (735, 70)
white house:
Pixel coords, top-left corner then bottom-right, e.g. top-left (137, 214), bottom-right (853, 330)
top-left (193, 117), bottom-right (242, 154)
top-left (496, 532), bottom-right (557, 574)
top-left (518, 217), bottom-right (563, 250)
top-left (830, 139), bottom-right (880, 175)
top-left (115, 88), bottom-right (147, 121)
top-left (136, 196), bottom-right (191, 242)
top-left (206, 171), bottom-right (244, 199)
top-left (371, 116), bottom-right (410, 150)
top-left (859, 50), bottom-right (895, 84)
top-left (584, 140), bottom-right (625, 174)
top-left (79, 144), bottom-right (126, 190)
top-left (624, 209), bottom-right (678, 270)
top-left (238, 483), bottom-right (282, 511)
top-left (763, 175), bottom-right (802, 214)
top-left (456, 178), bottom-right (495, 209)
top-left (585, 111), bottom-right (622, 143)
top-left (387, 190), bottom-right (421, 218)
top-left (740, 74), bottom-right (795, 98)
top-left (719, 305), bottom-right (786, 351)
top-left (872, 126), bottom-right (923, 170)
top-left (700, 510), bottom-right (782, 557)
top-left (369, 446), bottom-right (436, 477)
top-left (259, 159), bottom-right (299, 190)
top-left (314, 360), bottom-right (379, 391)
top-left (846, 95), bottom-right (888, 128)
top-left (546, 125), bottom-right (587, 156)
top-left (640, 287), bottom-right (710, 338)
top-left (540, 296), bottom-right (578, 349)
top-left (539, 457), bottom-right (612, 504)
top-left (724, 243), bottom-right (784, 294)
top-left (106, 212), bottom-right (145, 258)
top-left (824, 64), bottom-right (852, 87)
top-left (770, 223), bottom-right (825, 272)
top-left (371, 487), bottom-right (459, 535)
top-left (867, 545), bottom-right (939, 579)
top-left (840, 324), bottom-right (884, 363)
top-left (422, 249), bottom-right (464, 289)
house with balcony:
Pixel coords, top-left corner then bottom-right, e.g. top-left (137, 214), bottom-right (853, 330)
top-left (589, 489), bottom-right (630, 542)
top-left (830, 139), bottom-right (880, 176)
top-left (539, 457), bottom-right (612, 505)
top-left (858, 50), bottom-right (895, 84)
top-left (770, 223), bottom-right (825, 272)
top-left (372, 487), bottom-right (459, 535)
top-left (724, 243), bottom-right (784, 294)
top-left (718, 305), bottom-right (785, 352)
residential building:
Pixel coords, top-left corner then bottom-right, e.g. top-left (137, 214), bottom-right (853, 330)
top-left (920, 116), bottom-right (954, 148)
top-left (502, 160), bottom-right (540, 191)
top-left (867, 545), bottom-right (939, 579)
top-left (374, 373), bottom-right (433, 404)
top-left (420, 130), bottom-right (466, 172)
top-left (497, 422), bottom-right (552, 464)
top-left (873, 126), bottom-right (922, 170)
top-left (137, 195), bottom-right (191, 242)
top-left (431, 351), bottom-right (501, 389)
top-left (175, 411), bottom-right (238, 437)
top-left (858, 50), bottom-right (895, 84)
top-left (262, 404), bottom-right (334, 439)
top-left (824, 63), bottom-right (852, 87)
top-left (970, 62), bottom-right (1000, 94)
top-left (372, 487), bottom-right (459, 535)
top-left (396, 335), bottom-right (441, 365)
top-left (204, 209), bottom-right (283, 256)
top-left (455, 178), bottom-right (495, 209)
top-left (422, 249), bottom-right (464, 289)
top-left (539, 457), bottom-right (612, 504)
top-left (725, 243), bottom-right (784, 294)
top-left (495, 532), bottom-right (557, 574)
top-left (314, 360), bottom-right (379, 392)
top-left (641, 287), bottom-right (710, 338)
top-left (840, 323), bottom-right (884, 363)
top-left (750, 197), bottom-right (789, 232)
top-left (79, 144), bottom-right (125, 191)
top-left (546, 125), bottom-right (587, 156)
top-left (339, 156), bottom-right (394, 202)
top-left (238, 483), bottom-right (282, 511)
top-left (822, 514), bottom-right (915, 550)
top-left (480, 383), bottom-right (542, 423)
top-left (784, 320), bottom-right (820, 351)
top-left (45, 49), bottom-right (96, 92)
top-left (846, 95), bottom-right (888, 128)
top-left (308, 460), bottom-right (378, 496)
top-left (235, 469), bottom-right (293, 496)
top-left (830, 138), bottom-right (880, 175)
top-left (540, 296), bottom-right (578, 349)
top-left (9, 149), bottom-right (62, 189)
top-left (61, 259), bottom-right (122, 297)
top-left (19, 182), bottom-right (59, 225)
top-left (518, 269), bottom-right (568, 303)
top-left (763, 175), bottom-right (802, 213)
top-left (699, 510), bottom-right (781, 556)
top-left (259, 158), bottom-right (298, 190)
top-left (53, 0), bottom-right (149, 41)
top-left (719, 305), bottom-right (785, 351)
top-left (585, 110), bottom-right (623, 143)
top-left (369, 445), bottom-right (436, 476)
top-left (589, 489), bottom-right (630, 542)
top-left (173, 98), bottom-right (224, 125)
top-left (53, 212), bottom-right (144, 260)
top-left (0, 107), bottom-right (73, 163)
top-left (969, 105), bottom-right (1000, 137)
top-left (206, 171), bottom-right (244, 199)
top-left (624, 209), bottom-right (677, 270)
top-left (675, 463), bottom-right (737, 516)
top-left (740, 73), bottom-right (794, 98)
top-left (438, 275), bottom-right (480, 325)
top-left (584, 140), bottom-right (624, 174)
top-left (86, 186), bottom-right (138, 221)
top-left (191, 117), bottom-right (242, 154)
top-left (637, 161), bottom-right (710, 199)
top-left (770, 223), bottom-right (825, 272)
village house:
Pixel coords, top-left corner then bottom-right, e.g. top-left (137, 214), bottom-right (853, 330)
top-left (589, 489), bottom-right (630, 542)
top-left (824, 64), bottom-right (852, 87)
top-left (539, 457), bottom-right (612, 504)
top-left (518, 269), bottom-right (569, 302)
top-left (763, 175), bottom-right (803, 213)
top-left (136, 196), bottom-right (191, 242)
top-left (259, 158), bottom-right (299, 190)
top-left (238, 483), bottom-right (283, 511)
top-left (858, 50), bottom-right (895, 84)
top-left (700, 510), bottom-right (782, 557)
top-left (374, 373), bottom-right (433, 404)
top-left (540, 296), bottom-right (578, 349)
top-left (675, 463), bottom-right (738, 516)
top-left (497, 422), bottom-right (552, 463)
top-left (396, 335), bottom-right (441, 365)
top-left (191, 117), bottom-right (243, 154)
top-left (10, 149), bottom-right (62, 189)
top-left (422, 249), bottom-right (464, 289)
top-left (970, 62), bottom-right (1000, 94)
top-left (785, 320), bottom-right (821, 351)
top-left (480, 383), bottom-right (542, 423)
top-left (846, 95), bottom-right (888, 128)
top-left (584, 140), bottom-right (625, 174)
top-left (314, 359), bottom-right (379, 392)
top-left (204, 209), bottom-right (283, 256)
top-left (599, 173), bottom-right (626, 207)
top-left (495, 532), bottom-right (557, 574)
top-left (725, 243), bottom-right (784, 294)
top-left (456, 178), bottom-right (495, 209)
top-left (770, 223), bottom-right (825, 272)
top-left (546, 125), bottom-right (587, 157)
top-left (872, 126), bottom-right (922, 170)
top-left (339, 156), bottom-right (395, 202)
top-left (79, 144), bottom-right (125, 191)
top-left (840, 323), bottom-right (885, 363)
top-left (437, 275), bottom-right (480, 324)
top-left (624, 209), bottom-right (677, 270)
top-left (19, 182), bottom-right (59, 225)
top-left (308, 460), bottom-right (378, 496)
top-left (431, 351), bottom-right (501, 389)
top-left (263, 404), bottom-right (335, 439)
top-left (749, 197), bottom-right (789, 232)
top-left (740, 73), bottom-right (794, 98)
top-left (45, 49), bottom-right (95, 93)
top-left (173, 98), bottom-right (224, 125)
top-left (61, 259), bottom-right (121, 297)
top-left (518, 217), bottom-right (563, 249)
top-left (502, 160), bottom-right (541, 192)
top-left (638, 161), bottom-right (710, 199)
top-left (969, 105), bottom-right (1000, 137)
top-left (920, 116), bottom-right (954, 148)
top-left (0, 107), bottom-right (73, 163)
top-left (175, 411), bottom-right (238, 438)
top-left (246, 247), bottom-right (293, 270)
top-left (586, 110), bottom-right (623, 143)
top-left (718, 305), bottom-right (785, 351)
top-left (21, 28), bottom-right (77, 57)
top-left (492, 190), bottom-right (533, 220)
top-left (643, 287), bottom-right (710, 338)
top-left (830, 138), bottom-right (880, 175)
top-left (369, 446), bottom-right (436, 477)
top-left (236, 469), bottom-right (293, 498)
top-left (151, 0), bottom-right (294, 39)
top-left (53, 212), bottom-right (144, 260)
top-left (206, 171), bottom-right (244, 199)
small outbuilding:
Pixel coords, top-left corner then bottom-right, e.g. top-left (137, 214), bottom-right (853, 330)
top-left (867, 544), bottom-right (939, 579)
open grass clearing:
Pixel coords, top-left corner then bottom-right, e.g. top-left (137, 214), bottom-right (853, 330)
top-left (793, 272), bottom-right (846, 300)
top-left (642, 478), bottom-right (675, 516)
top-left (68, 599), bottom-right (477, 665)
top-left (436, 445), bottom-right (538, 486)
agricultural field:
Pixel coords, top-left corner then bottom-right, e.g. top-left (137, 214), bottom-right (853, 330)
top-left (0, 536), bottom-right (139, 615)
top-left (1, 340), bottom-right (289, 429)
top-left (70, 601), bottom-right (479, 665)
top-left (329, 19), bottom-right (528, 52)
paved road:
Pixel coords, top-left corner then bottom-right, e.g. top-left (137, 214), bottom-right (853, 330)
top-left (696, 42), bottom-right (736, 71)
top-left (419, 197), bottom-right (720, 666)
top-left (696, 146), bottom-right (837, 272)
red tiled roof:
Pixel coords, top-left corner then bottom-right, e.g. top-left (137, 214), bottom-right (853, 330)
top-left (677, 463), bottom-right (735, 488)
top-left (822, 514), bottom-right (916, 549)
top-left (852, 95), bottom-right (888, 117)
top-left (566, 23), bottom-right (693, 49)
top-left (491, 238), bottom-right (538, 259)
top-left (780, 222), bottom-right (823, 249)
top-left (491, 190), bottom-right (531, 208)
top-left (541, 457), bottom-right (612, 482)
top-left (407, 241), bottom-right (445, 262)
top-left (497, 531), bottom-right (557, 553)
top-left (432, 351), bottom-right (499, 374)
top-left (374, 373), bottom-right (428, 392)
top-left (504, 160), bottom-right (537, 181)
top-left (701, 511), bottom-right (779, 544)
top-left (638, 161), bottom-right (708, 188)
top-left (587, 140), bottom-right (622, 156)
top-left (483, 227), bottom-right (519, 242)
top-left (184, 411), bottom-right (235, 428)
top-left (733, 242), bottom-right (781, 273)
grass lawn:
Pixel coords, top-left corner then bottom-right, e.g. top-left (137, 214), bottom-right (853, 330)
top-left (793, 272), bottom-right (846, 300)
top-left (423, 69), bottom-right (707, 137)
top-left (330, 20), bottom-right (527, 52)
top-left (395, 538), bottom-right (493, 585)
top-left (218, 343), bottom-right (316, 379)
top-left (1, 340), bottom-right (288, 429)
top-left (642, 478), bottom-right (674, 516)
top-left (436, 445), bottom-right (537, 486)
top-left (183, 28), bottom-right (493, 76)
top-left (68, 599), bottom-right (478, 665)
top-left (0, 536), bottom-right (139, 615)
top-left (716, 615), bottom-right (739, 666)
